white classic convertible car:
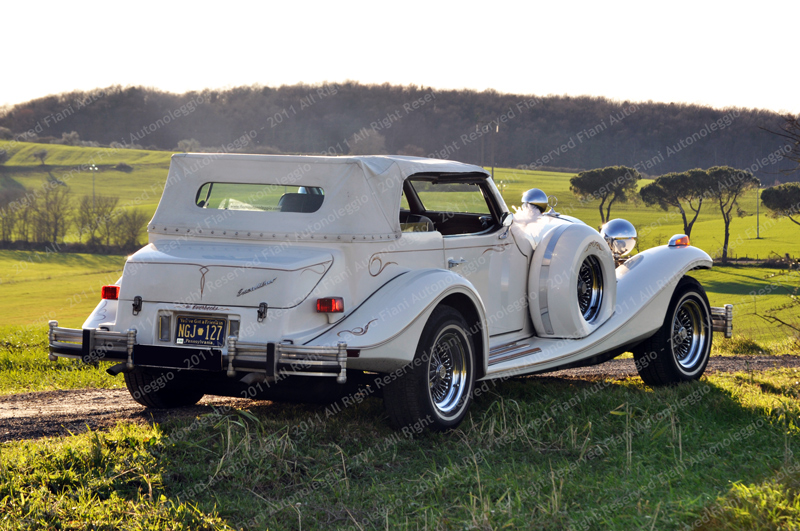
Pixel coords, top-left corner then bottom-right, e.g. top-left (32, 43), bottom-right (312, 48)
top-left (49, 154), bottom-right (732, 430)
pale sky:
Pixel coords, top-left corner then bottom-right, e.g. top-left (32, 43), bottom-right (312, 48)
top-left (2, 0), bottom-right (798, 114)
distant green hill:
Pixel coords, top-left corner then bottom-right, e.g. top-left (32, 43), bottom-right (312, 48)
top-left (2, 142), bottom-right (171, 167)
top-left (1, 142), bottom-right (173, 218)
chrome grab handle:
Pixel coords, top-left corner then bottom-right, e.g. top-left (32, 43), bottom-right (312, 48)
top-left (448, 258), bottom-right (466, 269)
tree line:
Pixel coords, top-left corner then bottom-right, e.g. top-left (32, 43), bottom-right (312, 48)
top-left (569, 165), bottom-right (800, 263)
top-left (0, 83), bottom-right (796, 183)
top-left (0, 179), bottom-right (148, 251)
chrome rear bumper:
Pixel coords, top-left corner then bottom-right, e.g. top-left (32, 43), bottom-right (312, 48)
top-left (47, 321), bottom-right (348, 383)
top-left (48, 321), bottom-right (133, 365)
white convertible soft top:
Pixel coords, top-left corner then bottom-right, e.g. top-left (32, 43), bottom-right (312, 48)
top-left (148, 153), bottom-right (488, 241)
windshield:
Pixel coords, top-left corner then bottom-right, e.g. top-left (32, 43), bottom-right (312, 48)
top-left (410, 180), bottom-right (490, 214)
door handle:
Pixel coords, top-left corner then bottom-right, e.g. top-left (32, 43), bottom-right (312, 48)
top-left (448, 258), bottom-right (466, 269)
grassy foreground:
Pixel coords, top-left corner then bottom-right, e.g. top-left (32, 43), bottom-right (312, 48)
top-left (1, 369), bottom-right (799, 530)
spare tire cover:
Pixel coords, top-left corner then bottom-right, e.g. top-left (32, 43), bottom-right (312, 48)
top-left (528, 223), bottom-right (616, 338)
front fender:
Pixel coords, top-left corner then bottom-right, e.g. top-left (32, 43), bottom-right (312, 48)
top-left (613, 244), bottom-right (712, 342)
top-left (485, 244), bottom-right (714, 379)
top-left (311, 269), bottom-right (488, 373)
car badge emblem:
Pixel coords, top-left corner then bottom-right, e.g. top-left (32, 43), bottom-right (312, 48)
top-left (237, 277), bottom-right (277, 297)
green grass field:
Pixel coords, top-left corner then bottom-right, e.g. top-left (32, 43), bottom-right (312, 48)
top-left (692, 266), bottom-right (800, 347)
top-left (0, 324), bottom-right (120, 395)
top-left (0, 249), bottom-right (126, 394)
top-left (0, 251), bottom-right (796, 345)
top-left (0, 143), bottom-right (798, 345)
top-left (0, 256), bottom-right (795, 398)
top-left (0, 250), bottom-right (126, 329)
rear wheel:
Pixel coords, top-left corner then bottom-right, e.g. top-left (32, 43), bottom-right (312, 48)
top-left (633, 277), bottom-right (712, 386)
top-left (124, 368), bottom-right (204, 408)
top-left (383, 306), bottom-right (475, 431)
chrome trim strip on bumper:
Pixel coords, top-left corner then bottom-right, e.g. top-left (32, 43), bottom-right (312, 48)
top-left (227, 338), bottom-right (348, 384)
top-left (711, 304), bottom-right (733, 339)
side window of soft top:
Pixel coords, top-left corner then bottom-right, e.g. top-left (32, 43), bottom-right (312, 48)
top-left (398, 178), bottom-right (500, 235)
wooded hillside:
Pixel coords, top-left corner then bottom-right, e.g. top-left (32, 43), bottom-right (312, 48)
top-left (1, 83), bottom-right (795, 183)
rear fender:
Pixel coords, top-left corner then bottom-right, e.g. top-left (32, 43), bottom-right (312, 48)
top-left (82, 299), bottom-right (119, 329)
top-left (312, 269), bottom-right (488, 374)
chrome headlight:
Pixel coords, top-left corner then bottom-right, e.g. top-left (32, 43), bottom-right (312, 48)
top-left (600, 219), bottom-right (637, 258)
top-left (521, 188), bottom-right (549, 212)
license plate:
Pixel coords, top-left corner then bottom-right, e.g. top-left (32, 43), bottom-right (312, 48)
top-left (175, 316), bottom-right (227, 347)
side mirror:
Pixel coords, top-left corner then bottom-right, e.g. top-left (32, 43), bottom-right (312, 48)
top-left (501, 212), bottom-right (514, 227)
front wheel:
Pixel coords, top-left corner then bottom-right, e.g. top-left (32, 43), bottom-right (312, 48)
top-left (383, 306), bottom-right (475, 431)
top-left (633, 276), bottom-right (712, 386)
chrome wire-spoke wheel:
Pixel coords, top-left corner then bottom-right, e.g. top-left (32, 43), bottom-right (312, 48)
top-left (577, 255), bottom-right (604, 322)
top-left (633, 277), bottom-right (713, 387)
top-left (671, 298), bottom-right (708, 371)
top-left (427, 326), bottom-right (469, 416)
top-left (383, 306), bottom-right (474, 431)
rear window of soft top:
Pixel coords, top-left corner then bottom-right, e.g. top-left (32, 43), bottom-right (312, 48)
top-left (195, 183), bottom-right (324, 213)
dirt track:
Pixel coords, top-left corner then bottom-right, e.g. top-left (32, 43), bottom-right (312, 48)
top-left (2, 355), bottom-right (798, 442)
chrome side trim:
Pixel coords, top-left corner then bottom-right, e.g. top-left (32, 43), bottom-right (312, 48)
top-left (488, 346), bottom-right (542, 366)
top-left (538, 224), bottom-right (570, 336)
top-left (489, 342), bottom-right (522, 356)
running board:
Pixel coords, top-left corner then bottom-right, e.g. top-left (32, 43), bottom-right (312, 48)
top-left (488, 340), bottom-right (542, 366)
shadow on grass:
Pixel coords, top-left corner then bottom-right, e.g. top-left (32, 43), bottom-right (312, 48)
top-left (695, 266), bottom-right (798, 297)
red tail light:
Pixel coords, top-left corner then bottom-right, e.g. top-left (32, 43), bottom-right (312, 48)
top-left (101, 285), bottom-right (120, 300)
top-left (316, 297), bottom-right (344, 313)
